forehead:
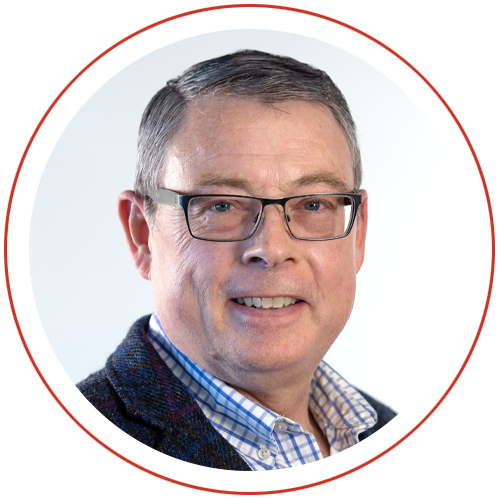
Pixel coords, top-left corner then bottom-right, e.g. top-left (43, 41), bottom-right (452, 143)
top-left (163, 98), bottom-right (354, 193)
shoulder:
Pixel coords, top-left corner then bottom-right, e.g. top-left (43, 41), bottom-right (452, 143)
top-left (77, 367), bottom-right (123, 421)
top-left (76, 315), bottom-right (251, 470)
top-left (76, 314), bottom-right (151, 405)
top-left (356, 389), bottom-right (397, 441)
top-left (76, 315), bottom-right (167, 446)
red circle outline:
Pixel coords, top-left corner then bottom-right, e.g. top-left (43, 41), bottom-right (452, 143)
top-left (4, 4), bottom-right (496, 495)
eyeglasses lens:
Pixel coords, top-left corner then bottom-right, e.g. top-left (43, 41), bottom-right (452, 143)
top-left (187, 195), bottom-right (353, 241)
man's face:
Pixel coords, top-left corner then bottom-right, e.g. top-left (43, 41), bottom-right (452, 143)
top-left (148, 99), bottom-right (367, 386)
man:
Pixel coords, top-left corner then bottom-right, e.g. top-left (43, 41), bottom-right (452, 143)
top-left (77, 50), bottom-right (396, 471)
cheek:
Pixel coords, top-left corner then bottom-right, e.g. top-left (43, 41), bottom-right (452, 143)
top-left (310, 239), bottom-right (357, 316)
top-left (149, 211), bottom-right (201, 320)
top-left (151, 214), bottom-right (237, 316)
top-left (189, 243), bottom-right (238, 311)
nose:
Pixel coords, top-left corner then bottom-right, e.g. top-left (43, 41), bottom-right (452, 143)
top-left (241, 204), bottom-right (297, 267)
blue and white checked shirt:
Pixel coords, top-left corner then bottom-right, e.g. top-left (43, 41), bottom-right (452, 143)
top-left (148, 313), bottom-right (376, 471)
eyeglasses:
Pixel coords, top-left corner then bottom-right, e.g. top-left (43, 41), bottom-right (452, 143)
top-left (151, 187), bottom-right (362, 242)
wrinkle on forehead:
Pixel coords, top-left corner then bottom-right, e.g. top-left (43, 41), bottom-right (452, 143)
top-left (192, 171), bottom-right (349, 190)
top-left (162, 98), bottom-right (354, 194)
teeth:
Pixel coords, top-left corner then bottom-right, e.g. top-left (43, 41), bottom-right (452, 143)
top-left (262, 298), bottom-right (273, 309)
top-left (235, 296), bottom-right (298, 309)
top-left (272, 297), bottom-right (284, 308)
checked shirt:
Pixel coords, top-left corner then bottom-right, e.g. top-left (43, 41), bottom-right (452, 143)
top-left (149, 313), bottom-right (377, 471)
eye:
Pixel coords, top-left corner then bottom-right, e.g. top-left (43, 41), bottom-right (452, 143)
top-left (212, 201), bottom-right (231, 212)
top-left (303, 200), bottom-right (321, 211)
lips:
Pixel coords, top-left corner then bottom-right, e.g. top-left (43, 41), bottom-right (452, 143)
top-left (231, 296), bottom-right (301, 310)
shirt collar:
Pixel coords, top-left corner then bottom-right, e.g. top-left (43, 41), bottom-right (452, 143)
top-left (149, 312), bottom-right (376, 454)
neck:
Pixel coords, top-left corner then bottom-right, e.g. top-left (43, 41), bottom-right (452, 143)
top-left (231, 375), bottom-right (312, 423)
top-left (232, 378), bottom-right (330, 458)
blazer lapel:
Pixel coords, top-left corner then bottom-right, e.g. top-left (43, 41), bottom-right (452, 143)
top-left (106, 315), bottom-right (251, 470)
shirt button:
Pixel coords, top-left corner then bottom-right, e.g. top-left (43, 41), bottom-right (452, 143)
top-left (257, 447), bottom-right (271, 460)
top-left (275, 421), bottom-right (288, 432)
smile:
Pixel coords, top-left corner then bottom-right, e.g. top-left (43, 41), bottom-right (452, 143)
top-left (231, 296), bottom-right (300, 309)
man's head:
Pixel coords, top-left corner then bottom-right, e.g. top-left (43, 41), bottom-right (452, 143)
top-left (118, 50), bottom-right (368, 393)
top-left (134, 50), bottom-right (362, 221)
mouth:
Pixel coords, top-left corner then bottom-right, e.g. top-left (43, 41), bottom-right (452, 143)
top-left (231, 296), bottom-right (302, 310)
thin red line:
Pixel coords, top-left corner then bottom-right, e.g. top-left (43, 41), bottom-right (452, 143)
top-left (4, 4), bottom-right (495, 496)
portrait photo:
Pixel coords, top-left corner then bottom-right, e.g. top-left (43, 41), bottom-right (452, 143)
top-left (14, 12), bottom-right (492, 494)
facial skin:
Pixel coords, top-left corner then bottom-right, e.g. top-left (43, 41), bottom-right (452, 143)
top-left (119, 99), bottom-right (368, 442)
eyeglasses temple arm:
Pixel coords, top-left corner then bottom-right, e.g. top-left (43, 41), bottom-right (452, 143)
top-left (152, 187), bottom-right (180, 205)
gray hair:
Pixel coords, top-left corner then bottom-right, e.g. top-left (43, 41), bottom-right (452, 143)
top-left (135, 50), bottom-right (362, 219)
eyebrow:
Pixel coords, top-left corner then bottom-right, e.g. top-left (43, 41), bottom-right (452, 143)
top-left (192, 174), bottom-right (251, 190)
top-left (289, 172), bottom-right (351, 192)
top-left (192, 172), bottom-right (352, 193)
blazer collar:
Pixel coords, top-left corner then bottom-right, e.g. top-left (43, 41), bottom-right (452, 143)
top-left (104, 315), bottom-right (251, 471)
top-left (106, 315), bottom-right (207, 430)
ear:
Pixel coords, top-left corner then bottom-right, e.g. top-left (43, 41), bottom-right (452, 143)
top-left (118, 190), bottom-right (152, 280)
top-left (355, 189), bottom-right (368, 273)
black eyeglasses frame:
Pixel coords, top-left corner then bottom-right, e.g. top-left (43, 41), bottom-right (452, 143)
top-left (151, 187), bottom-right (362, 242)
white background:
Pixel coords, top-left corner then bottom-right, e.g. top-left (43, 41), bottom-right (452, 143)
top-left (2, 1), bottom-right (498, 498)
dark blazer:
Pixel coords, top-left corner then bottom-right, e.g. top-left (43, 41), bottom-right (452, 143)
top-left (77, 315), bottom-right (396, 470)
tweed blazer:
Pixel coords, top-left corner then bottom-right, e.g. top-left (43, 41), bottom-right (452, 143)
top-left (77, 315), bottom-right (396, 470)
